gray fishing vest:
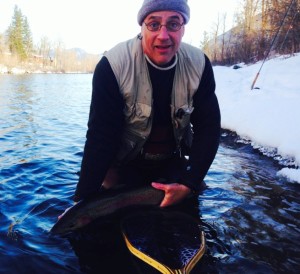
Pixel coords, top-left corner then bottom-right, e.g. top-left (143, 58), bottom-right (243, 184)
top-left (104, 36), bottom-right (205, 164)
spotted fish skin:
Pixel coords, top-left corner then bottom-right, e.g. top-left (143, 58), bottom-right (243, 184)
top-left (50, 185), bottom-right (165, 235)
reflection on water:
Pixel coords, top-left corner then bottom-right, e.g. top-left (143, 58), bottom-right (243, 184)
top-left (0, 74), bottom-right (299, 273)
top-left (200, 133), bottom-right (300, 273)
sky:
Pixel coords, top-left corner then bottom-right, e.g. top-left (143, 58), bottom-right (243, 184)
top-left (214, 53), bottom-right (300, 184)
top-left (0, 0), bottom-right (241, 54)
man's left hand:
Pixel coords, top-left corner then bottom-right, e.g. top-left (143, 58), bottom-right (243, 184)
top-left (151, 182), bottom-right (191, 207)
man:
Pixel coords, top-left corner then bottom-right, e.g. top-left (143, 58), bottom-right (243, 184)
top-left (73, 0), bottom-right (221, 207)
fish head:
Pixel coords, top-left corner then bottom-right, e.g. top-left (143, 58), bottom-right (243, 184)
top-left (50, 208), bottom-right (92, 235)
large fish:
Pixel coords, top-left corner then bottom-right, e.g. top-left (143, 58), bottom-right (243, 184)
top-left (50, 185), bottom-right (164, 235)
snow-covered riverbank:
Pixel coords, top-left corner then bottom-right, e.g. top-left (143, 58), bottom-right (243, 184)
top-left (214, 53), bottom-right (300, 183)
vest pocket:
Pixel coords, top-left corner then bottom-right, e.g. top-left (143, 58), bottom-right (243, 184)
top-left (126, 102), bottom-right (152, 130)
top-left (116, 129), bottom-right (146, 164)
top-left (174, 104), bottom-right (194, 129)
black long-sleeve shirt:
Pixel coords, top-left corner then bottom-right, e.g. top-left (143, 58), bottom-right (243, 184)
top-left (74, 54), bottom-right (220, 200)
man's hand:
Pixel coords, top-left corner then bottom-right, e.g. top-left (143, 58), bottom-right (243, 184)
top-left (151, 182), bottom-right (191, 207)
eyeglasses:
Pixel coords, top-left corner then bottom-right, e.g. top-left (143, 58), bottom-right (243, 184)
top-left (144, 21), bottom-right (184, 32)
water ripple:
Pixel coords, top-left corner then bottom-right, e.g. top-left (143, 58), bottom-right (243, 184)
top-left (0, 75), bottom-right (299, 273)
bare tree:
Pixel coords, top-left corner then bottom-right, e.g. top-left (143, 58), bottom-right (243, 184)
top-left (220, 13), bottom-right (227, 64)
top-left (200, 31), bottom-right (212, 58)
top-left (211, 14), bottom-right (221, 64)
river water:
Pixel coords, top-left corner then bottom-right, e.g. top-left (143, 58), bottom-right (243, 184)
top-left (0, 74), bottom-right (299, 274)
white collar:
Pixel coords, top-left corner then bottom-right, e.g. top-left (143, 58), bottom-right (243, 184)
top-left (145, 54), bottom-right (177, 70)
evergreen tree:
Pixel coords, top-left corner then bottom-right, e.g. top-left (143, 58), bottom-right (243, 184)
top-left (23, 17), bottom-right (33, 57)
top-left (6, 5), bottom-right (33, 60)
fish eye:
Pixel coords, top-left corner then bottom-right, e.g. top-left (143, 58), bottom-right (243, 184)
top-left (68, 222), bottom-right (76, 228)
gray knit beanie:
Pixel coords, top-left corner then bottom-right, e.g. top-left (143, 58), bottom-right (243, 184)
top-left (137, 0), bottom-right (190, 26)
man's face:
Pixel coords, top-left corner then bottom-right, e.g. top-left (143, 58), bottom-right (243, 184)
top-left (141, 11), bottom-right (185, 66)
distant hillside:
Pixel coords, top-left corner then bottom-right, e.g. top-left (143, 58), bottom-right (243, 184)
top-left (68, 48), bottom-right (102, 60)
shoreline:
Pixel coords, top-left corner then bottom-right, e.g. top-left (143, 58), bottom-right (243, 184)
top-left (0, 67), bottom-right (93, 74)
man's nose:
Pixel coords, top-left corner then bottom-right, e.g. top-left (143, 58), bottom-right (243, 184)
top-left (157, 25), bottom-right (170, 39)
